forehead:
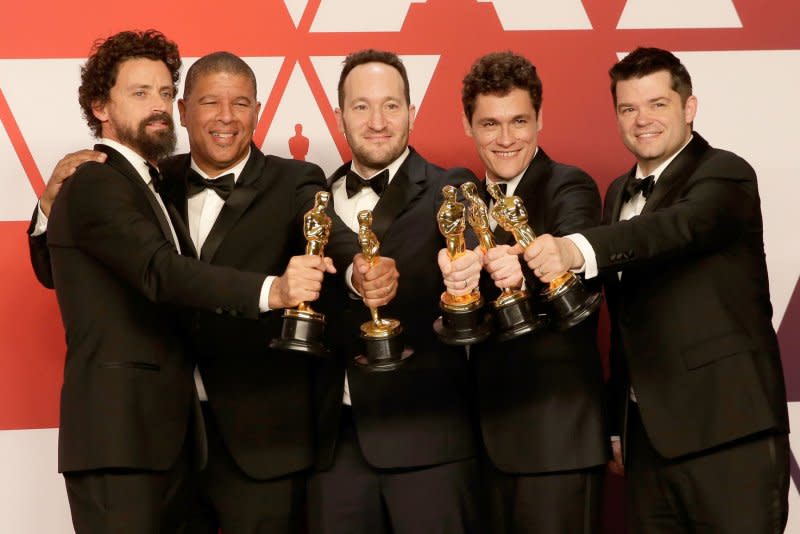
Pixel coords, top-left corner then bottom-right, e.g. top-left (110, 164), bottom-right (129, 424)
top-left (114, 57), bottom-right (171, 86)
top-left (189, 70), bottom-right (256, 98)
top-left (472, 87), bottom-right (535, 119)
top-left (342, 62), bottom-right (405, 101)
top-left (615, 70), bottom-right (674, 100)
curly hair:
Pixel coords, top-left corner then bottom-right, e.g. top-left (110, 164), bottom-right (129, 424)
top-left (337, 49), bottom-right (410, 108)
top-left (609, 47), bottom-right (692, 106)
top-left (461, 51), bottom-right (542, 123)
top-left (79, 30), bottom-right (181, 137)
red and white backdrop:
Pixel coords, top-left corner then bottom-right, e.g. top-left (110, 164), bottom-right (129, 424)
top-left (1, 1), bottom-right (798, 531)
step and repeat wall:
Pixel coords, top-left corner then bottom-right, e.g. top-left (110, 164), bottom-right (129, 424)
top-left (1, 1), bottom-right (799, 531)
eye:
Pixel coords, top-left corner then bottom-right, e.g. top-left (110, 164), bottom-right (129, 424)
top-left (161, 90), bottom-right (174, 100)
top-left (385, 102), bottom-right (400, 110)
top-left (353, 104), bottom-right (367, 112)
top-left (514, 118), bottom-right (527, 125)
top-left (133, 90), bottom-right (146, 97)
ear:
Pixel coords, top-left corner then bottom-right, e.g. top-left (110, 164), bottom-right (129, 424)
top-left (92, 100), bottom-right (109, 123)
top-left (536, 108), bottom-right (543, 132)
top-left (177, 99), bottom-right (187, 127)
top-left (462, 113), bottom-right (473, 138)
top-left (408, 104), bottom-right (416, 132)
top-left (335, 108), bottom-right (345, 136)
top-left (684, 95), bottom-right (698, 124)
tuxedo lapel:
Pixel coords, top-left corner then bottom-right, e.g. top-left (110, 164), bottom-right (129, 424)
top-left (608, 170), bottom-right (630, 223)
top-left (200, 147), bottom-right (267, 262)
top-left (158, 159), bottom-right (197, 258)
top-left (642, 133), bottom-right (709, 215)
top-left (96, 144), bottom-right (177, 250)
top-left (371, 149), bottom-right (426, 241)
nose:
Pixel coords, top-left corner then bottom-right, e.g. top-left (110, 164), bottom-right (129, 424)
top-left (367, 108), bottom-right (386, 130)
top-left (496, 124), bottom-right (514, 146)
top-left (216, 100), bottom-right (234, 122)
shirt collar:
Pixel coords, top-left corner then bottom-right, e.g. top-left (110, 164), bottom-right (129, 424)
top-left (190, 147), bottom-right (251, 183)
top-left (636, 135), bottom-right (693, 182)
top-left (99, 138), bottom-right (154, 186)
top-left (485, 146), bottom-right (538, 197)
top-left (350, 146), bottom-right (410, 185)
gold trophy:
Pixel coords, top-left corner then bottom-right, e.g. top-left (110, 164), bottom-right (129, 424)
top-left (353, 210), bottom-right (410, 372)
top-left (269, 190), bottom-right (331, 356)
top-left (487, 183), bottom-right (602, 330)
top-left (461, 182), bottom-right (545, 341)
top-left (432, 185), bottom-right (491, 345)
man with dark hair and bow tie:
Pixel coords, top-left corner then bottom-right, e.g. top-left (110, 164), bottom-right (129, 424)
top-left (521, 47), bottom-right (790, 533)
top-left (30, 50), bottom-right (359, 534)
top-left (446, 50), bottom-right (608, 534)
top-left (308, 49), bottom-right (483, 534)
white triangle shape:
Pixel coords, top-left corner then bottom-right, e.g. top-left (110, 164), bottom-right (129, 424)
top-left (0, 58), bottom-right (96, 208)
top-left (283, 0), bottom-right (309, 28)
top-left (617, 0), bottom-right (741, 29)
top-left (0, 113), bottom-right (38, 222)
top-left (310, 0), bottom-right (427, 32)
top-left (176, 56), bottom-right (284, 154)
top-left (261, 62), bottom-right (343, 177)
top-left (310, 54), bottom-right (440, 117)
top-left (477, 0), bottom-right (592, 30)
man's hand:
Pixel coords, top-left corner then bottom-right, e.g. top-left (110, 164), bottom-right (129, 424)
top-left (351, 254), bottom-right (399, 309)
top-left (484, 245), bottom-right (523, 290)
top-left (514, 234), bottom-right (584, 283)
top-left (269, 255), bottom-right (336, 309)
top-left (608, 439), bottom-right (624, 476)
top-left (438, 247), bottom-right (482, 297)
top-left (40, 149), bottom-right (106, 216)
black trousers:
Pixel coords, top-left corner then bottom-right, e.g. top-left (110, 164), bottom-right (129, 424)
top-left (480, 451), bottom-right (604, 534)
top-left (626, 401), bottom-right (789, 534)
top-left (307, 406), bottom-right (482, 534)
top-left (186, 402), bottom-right (307, 534)
top-left (64, 431), bottom-right (196, 534)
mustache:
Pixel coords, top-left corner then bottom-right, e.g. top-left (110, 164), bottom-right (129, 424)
top-left (143, 112), bottom-right (174, 128)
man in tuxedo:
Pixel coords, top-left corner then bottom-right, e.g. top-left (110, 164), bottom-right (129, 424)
top-left (443, 51), bottom-right (608, 533)
top-left (523, 47), bottom-right (790, 532)
top-left (30, 46), bottom-right (347, 533)
top-left (26, 31), bottom-right (334, 533)
top-left (308, 49), bottom-right (483, 534)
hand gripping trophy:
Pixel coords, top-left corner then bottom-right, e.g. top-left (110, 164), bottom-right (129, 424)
top-left (354, 210), bottom-right (409, 372)
top-left (432, 185), bottom-right (491, 345)
top-left (461, 182), bottom-right (544, 341)
top-left (487, 183), bottom-right (602, 330)
top-left (269, 190), bottom-right (331, 355)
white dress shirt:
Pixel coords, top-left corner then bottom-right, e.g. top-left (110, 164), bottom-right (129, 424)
top-left (330, 147), bottom-right (410, 405)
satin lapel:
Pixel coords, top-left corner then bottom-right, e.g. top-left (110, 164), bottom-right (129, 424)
top-left (200, 148), bottom-right (267, 262)
top-left (159, 158), bottom-right (197, 258)
top-left (96, 144), bottom-right (177, 249)
top-left (642, 134), bottom-right (709, 215)
top-left (608, 169), bottom-right (631, 223)
top-left (371, 150), bottom-right (426, 241)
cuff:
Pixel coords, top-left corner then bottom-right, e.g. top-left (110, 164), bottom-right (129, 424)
top-left (31, 201), bottom-right (49, 237)
top-left (258, 275), bottom-right (276, 312)
top-left (345, 263), bottom-right (360, 296)
top-left (564, 233), bottom-right (597, 280)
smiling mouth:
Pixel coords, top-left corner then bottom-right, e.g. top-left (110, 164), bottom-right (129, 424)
top-left (493, 150), bottom-right (520, 158)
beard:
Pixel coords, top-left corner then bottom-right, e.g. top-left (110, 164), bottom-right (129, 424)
top-left (343, 119), bottom-right (409, 174)
top-left (116, 112), bottom-right (177, 162)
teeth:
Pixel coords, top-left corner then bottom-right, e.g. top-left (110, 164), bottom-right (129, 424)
top-left (212, 133), bottom-right (234, 138)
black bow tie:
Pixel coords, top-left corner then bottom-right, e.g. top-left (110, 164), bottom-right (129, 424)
top-left (483, 180), bottom-right (507, 199)
top-left (187, 170), bottom-right (236, 200)
top-left (624, 174), bottom-right (655, 201)
top-left (345, 168), bottom-right (390, 198)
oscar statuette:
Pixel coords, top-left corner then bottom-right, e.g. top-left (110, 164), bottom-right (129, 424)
top-left (461, 182), bottom-right (544, 342)
top-left (353, 210), bottom-right (411, 372)
top-left (487, 183), bottom-right (602, 330)
top-left (432, 185), bottom-right (491, 345)
top-left (269, 190), bottom-right (331, 356)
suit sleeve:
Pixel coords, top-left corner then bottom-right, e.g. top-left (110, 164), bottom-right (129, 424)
top-left (63, 168), bottom-right (267, 318)
top-left (27, 206), bottom-right (54, 289)
top-left (583, 153), bottom-right (757, 274)
top-left (546, 167), bottom-right (602, 237)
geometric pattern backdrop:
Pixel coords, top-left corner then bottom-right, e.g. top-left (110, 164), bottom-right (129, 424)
top-left (1, 1), bottom-right (798, 531)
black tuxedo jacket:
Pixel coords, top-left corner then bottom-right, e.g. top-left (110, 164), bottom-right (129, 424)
top-left (472, 149), bottom-right (609, 474)
top-left (158, 146), bottom-right (358, 480)
top-left (36, 144), bottom-right (265, 473)
top-left (314, 149), bottom-right (479, 470)
top-left (584, 133), bottom-right (788, 459)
